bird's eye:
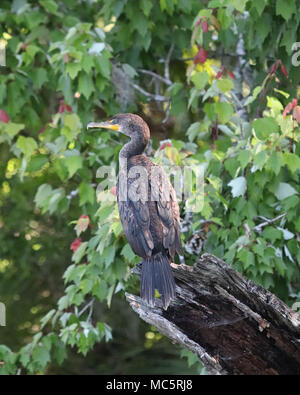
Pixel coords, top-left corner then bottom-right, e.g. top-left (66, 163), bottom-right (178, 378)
top-left (109, 119), bottom-right (117, 124)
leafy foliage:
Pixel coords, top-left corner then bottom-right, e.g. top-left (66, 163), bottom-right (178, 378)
top-left (0, 0), bottom-right (300, 374)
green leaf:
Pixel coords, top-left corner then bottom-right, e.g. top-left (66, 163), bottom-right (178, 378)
top-left (40, 309), bottom-right (56, 329)
top-left (253, 117), bottom-right (279, 140)
top-left (66, 63), bottom-right (81, 79)
top-left (78, 182), bottom-right (95, 206)
top-left (244, 86), bottom-right (262, 105)
top-left (224, 157), bottom-right (239, 178)
top-left (254, 151), bottom-right (267, 170)
top-left (237, 150), bottom-right (251, 168)
top-left (262, 227), bottom-right (282, 243)
top-left (95, 204), bottom-right (115, 222)
top-left (53, 341), bottom-right (67, 365)
top-left (266, 151), bottom-right (282, 175)
top-left (95, 51), bottom-right (111, 79)
top-left (131, 12), bottom-right (148, 37)
top-left (78, 73), bottom-right (94, 100)
top-left (237, 249), bottom-right (255, 269)
top-left (274, 182), bottom-right (297, 200)
top-left (191, 72), bottom-right (209, 90)
top-left (282, 153), bottom-right (300, 173)
top-left (252, 0), bottom-right (267, 16)
top-left (276, 0), bottom-right (296, 21)
top-left (16, 136), bottom-right (38, 158)
top-left (34, 184), bottom-right (52, 207)
top-left (187, 122), bottom-right (201, 142)
top-left (228, 176), bottom-right (247, 197)
top-left (64, 113), bottom-right (81, 131)
top-left (39, 0), bottom-right (58, 14)
top-left (4, 123), bottom-right (24, 138)
top-left (266, 96), bottom-right (283, 114)
top-left (80, 278), bottom-right (94, 295)
top-left (32, 345), bottom-right (51, 368)
top-left (232, 0), bottom-right (247, 12)
top-left (121, 244), bottom-right (135, 261)
top-left (72, 242), bottom-right (88, 263)
top-left (93, 280), bottom-right (108, 301)
top-left (64, 156), bottom-right (83, 178)
top-left (32, 68), bottom-right (48, 89)
top-left (27, 155), bottom-right (48, 172)
top-left (141, 0), bottom-right (153, 16)
top-left (217, 78), bottom-right (234, 93)
top-left (214, 102), bottom-right (234, 124)
top-left (277, 227), bottom-right (294, 240)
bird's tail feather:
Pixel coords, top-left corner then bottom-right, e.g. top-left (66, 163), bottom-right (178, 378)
top-left (141, 252), bottom-right (176, 310)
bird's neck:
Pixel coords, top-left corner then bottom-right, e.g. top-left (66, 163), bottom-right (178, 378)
top-left (119, 135), bottom-right (148, 159)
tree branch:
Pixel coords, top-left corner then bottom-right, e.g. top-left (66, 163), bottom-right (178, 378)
top-left (164, 43), bottom-right (174, 84)
top-left (131, 83), bottom-right (169, 102)
top-left (253, 213), bottom-right (286, 233)
top-left (126, 253), bottom-right (300, 375)
top-left (138, 69), bottom-right (172, 86)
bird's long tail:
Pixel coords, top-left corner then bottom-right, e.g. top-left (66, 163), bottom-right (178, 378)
top-left (141, 252), bottom-right (176, 310)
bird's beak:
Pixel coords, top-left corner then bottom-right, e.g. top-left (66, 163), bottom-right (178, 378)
top-left (87, 121), bottom-right (119, 131)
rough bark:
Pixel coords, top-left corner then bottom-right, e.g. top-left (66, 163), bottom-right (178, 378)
top-left (125, 253), bottom-right (300, 375)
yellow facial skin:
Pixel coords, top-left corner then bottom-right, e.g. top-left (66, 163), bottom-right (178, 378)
top-left (87, 121), bottom-right (120, 131)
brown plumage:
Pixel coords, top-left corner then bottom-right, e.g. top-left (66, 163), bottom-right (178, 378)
top-left (88, 113), bottom-right (183, 309)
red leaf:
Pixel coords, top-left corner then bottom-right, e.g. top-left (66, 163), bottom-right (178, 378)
top-left (58, 100), bottom-right (65, 114)
top-left (110, 186), bottom-right (117, 196)
top-left (38, 126), bottom-right (46, 134)
top-left (292, 99), bottom-right (298, 108)
top-left (58, 100), bottom-right (72, 114)
top-left (269, 62), bottom-right (277, 75)
top-left (196, 18), bottom-right (202, 27)
top-left (216, 66), bottom-right (225, 79)
top-left (281, 64), bottom-right (288, 77)
top-left (75, 215), bottom-right (90, 237)
top-left (65, 104), bottom-right (72, 113)
top-left (0, 110), bottom-right (10, 123)
top-left (194, 47), bottom-right (207, 64)
top-left (227, 70), bottom-right (236, 80)
top-left (283, 102), bottom-right (293, 117)
top-left (70, 238), bottom-right (82, 252)
top-left (202, 21), bottom-right (209, 33)
top-left (159, 141), bottom-right (172, 151)
top-left (216, 71), bottom-right (223, 79)
top-left (293, 106), bottom-right (300, 123)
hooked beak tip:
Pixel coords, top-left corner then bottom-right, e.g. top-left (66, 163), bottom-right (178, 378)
top-left (87, 122), bottom-right (101, 130)
top-left (87, 121), bottom-right (120, 132)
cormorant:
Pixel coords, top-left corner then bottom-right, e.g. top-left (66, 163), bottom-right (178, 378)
top-left (88, 114), bottom-right (183, 309)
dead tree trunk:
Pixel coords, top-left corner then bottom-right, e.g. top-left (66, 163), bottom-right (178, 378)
top-left (125, 253), bottom-right (300, 375)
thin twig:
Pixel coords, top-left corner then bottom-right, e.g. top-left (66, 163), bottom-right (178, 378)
top-left (78, 298), bottom-right (94, 317)
top-left (131, 83), bottom-right (169, 102)
top-left (87, 299), bottom-right (94, 323)
top-left (162, 100), bottom-right (171, 124)
top-left (253, 213), bottom-right (286, 233)
top-left (138, 69), bottom-right (172, 86)
top-left (164, 43), bottom-right (174, 84)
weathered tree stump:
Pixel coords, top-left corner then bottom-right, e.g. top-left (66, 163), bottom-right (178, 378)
top-left (125, 253), bottom-right (300, 375)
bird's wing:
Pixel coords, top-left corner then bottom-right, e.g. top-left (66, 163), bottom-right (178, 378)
top-left (151, 165), bottom-right (183, 258)
top-left (118, 183), bottom-right (154, 259)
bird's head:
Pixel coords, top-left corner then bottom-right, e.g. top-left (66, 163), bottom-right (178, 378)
top-left (87, 113), bottom-right (150, 141)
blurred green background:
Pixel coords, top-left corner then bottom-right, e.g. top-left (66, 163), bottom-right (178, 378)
top-left (0, 0), bottom-right (300, 374)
